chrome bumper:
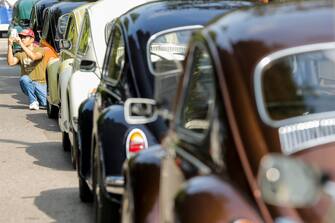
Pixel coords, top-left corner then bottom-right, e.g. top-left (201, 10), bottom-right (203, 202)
top-left (105, 176), bottom-right (124, 195)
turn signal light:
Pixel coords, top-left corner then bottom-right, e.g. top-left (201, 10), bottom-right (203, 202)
top-left (126, 129), bottom-right (148, 157)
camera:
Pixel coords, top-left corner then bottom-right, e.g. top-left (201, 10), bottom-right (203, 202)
top-left (10, 28), bottom-right (18, 38)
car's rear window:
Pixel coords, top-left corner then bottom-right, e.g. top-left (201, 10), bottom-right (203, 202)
top-left (148, 27), bottom-right (201, 76)
top-left (261, 48), bottom-right (335, 122)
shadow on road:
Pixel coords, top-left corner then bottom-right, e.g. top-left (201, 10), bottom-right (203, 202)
top-left (0, 73), bottom-right (27, 106)
top-left (0, 139), bottom-right (73, 171)
top-left (26, 113), bottom-right (59, 132)
top-left (34, 188), bottom-right (93, 223)
top-left (0, 103), bottom-right (27, 110)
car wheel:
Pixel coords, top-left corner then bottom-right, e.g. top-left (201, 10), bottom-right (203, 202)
top-left (47, 100), bottom-right (58, 119)
top-left (94, 184), bottom-right (120, 223)
top-left (62, 132), bottom-right (71, 152)
top-left (93, 145), bottom-right (120, 223)
top-left (79, 175), bottom-right (93, 203)
top-left (71, 132), bottom-right (79, 169)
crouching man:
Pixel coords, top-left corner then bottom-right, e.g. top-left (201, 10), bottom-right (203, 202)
top-left (7, 28), bottom-right (47, 110)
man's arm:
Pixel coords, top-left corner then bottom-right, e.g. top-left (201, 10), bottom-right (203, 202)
top-left (18, 39), bottom-right (43, 61)
top-left (7, 38), bottom-right (19, 66)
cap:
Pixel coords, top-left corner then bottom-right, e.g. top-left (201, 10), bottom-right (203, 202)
top-left (19, 29), bottom-right (35, 38)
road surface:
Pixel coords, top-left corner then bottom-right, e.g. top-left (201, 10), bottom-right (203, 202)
top-left (0, 38), bottom-right (93, 223)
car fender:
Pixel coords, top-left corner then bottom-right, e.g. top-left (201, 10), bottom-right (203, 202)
top-left (68, 69), bottom-right (100, 132)
top-left (125, 145), bottom-right (166, 223)
top-left (46, 57), bottom-right (60, 105)
top-left (78, 96), bottom-right (95, 178)
top-left (97, 105), bottom-right (158, 177)
top-left (58, 58), bottom-right (74, 133)
top-left (174, 175), bottom-right (262, 223)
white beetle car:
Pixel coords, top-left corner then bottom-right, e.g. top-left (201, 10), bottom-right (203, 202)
top-left (59, 0), bottom-right (154, 166)
top-left (57, 3), bottom-right (93, 157)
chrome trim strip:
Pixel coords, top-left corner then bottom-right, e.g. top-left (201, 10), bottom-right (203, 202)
top-left (279, 118), bottom-right (335, 155)
top-left (147, 25), bottom-right (203, 76)
top-left (105, 176), bottom-right (124, 195)
top-left (254, 42), bottom-right (335, 128)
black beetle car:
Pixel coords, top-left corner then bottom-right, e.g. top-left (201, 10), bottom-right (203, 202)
top-left (40, 0), bottom-right (88, 54)
top-left (30, 0), bottom-right (60, 41)
top-left (76, 1), bottom-right (254, 222)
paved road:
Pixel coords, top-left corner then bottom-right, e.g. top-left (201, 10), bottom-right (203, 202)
top-left (0, 39), bottom-right (93, 222)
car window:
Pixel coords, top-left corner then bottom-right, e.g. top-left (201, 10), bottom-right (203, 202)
top-left (178, 44), bottom-right (215, 138)
top-left (149, 29), bottom-right (194, 75)
top-left (64, 15), bottom-right (77, 52)
top-left (41, 11), bottom-right (50, 39)
top-left (260, 47), bottom-right (335, 122)
top-left (77, 14), bottom-right (91, 55)
top-left (104, 26), bottom-right (125, 84)
top-left (29, 5), bottom-right (36, 28)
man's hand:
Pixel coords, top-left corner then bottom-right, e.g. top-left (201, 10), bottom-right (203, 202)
top-left (7, 38), bottom-right (19, 66)
top-left (15, 37), bottom-right (23, 46)
top-left (8, 37), bottom-right (15, 47)
top-left (20, 40), bottom-right (43, 61)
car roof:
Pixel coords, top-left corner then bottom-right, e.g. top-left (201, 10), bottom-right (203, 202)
top-left (87, 0), bottom-right (154, 69)
top-left (47, 1), bottom-right (89, 30)
top-left (13, 0), bottom-right (39, 20)
top-left (205, 0), bottom-right (335, 83)
top-left (119, 0), bottom-right (255, 99)
top-left (122, 0), bottom-right (254, 39)
top-left (70, 2), bottom-right (92, 30)
top-left (47, 0), bottom-right (88, 15)
top-left (33, 0), bottom-right (59, 29)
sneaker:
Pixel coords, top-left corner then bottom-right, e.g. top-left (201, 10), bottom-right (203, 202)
top-left (29, 101), bottom-right (39, 110)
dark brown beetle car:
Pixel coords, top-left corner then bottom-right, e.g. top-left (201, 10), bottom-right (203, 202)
top-left (122, 1), bottom-right (335, 223)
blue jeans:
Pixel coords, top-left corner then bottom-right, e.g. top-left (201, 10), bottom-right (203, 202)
top-left (19, 75), bottom-right (47, 106)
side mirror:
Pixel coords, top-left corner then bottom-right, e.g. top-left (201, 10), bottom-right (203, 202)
top-left (80, 60), bottom-right (96, 72)
top-left (59, 39), bottom-right (72, 50)
top-left (258, 154), bottom-right (323, 208)
top-left (125, 98), bottom-right (157, 124)
top-left (58, 13), bottom-right (69, 37)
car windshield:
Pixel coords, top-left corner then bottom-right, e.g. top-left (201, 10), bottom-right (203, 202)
top-left (261, 48), bottom-right (335, 121)
top-left (148, 28), bottom-right (199, 110)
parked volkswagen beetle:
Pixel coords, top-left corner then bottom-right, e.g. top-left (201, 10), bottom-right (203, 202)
top-left (77, 1), bottom-right (255, 223)
top-left (122, 1), bottom-right (335, 223)
top-left (9, 0), bottom-right (37, 33)
top-left (30, 0), bottom-right (60, 41)
top-left (40, 0), bottom-right (89, 118)
top-left (55, 3), bottom-right (93, 158)
top-left (59, 0), bottom-right (152, 170)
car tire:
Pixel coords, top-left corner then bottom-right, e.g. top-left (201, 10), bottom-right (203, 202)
top-left (62, 132), bottom-right (71, 152)
top-left (94, 145), bottom-right (120, 223)
top-left (94, 185), bottom-right (120, 223)
top-left (79, 175), bottom-right (93, 203)
top-left (71, 132), bottom-right (79, 169)
top-left (47, 100), bottom-right (58, 119)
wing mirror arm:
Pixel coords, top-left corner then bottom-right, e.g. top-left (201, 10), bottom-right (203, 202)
top-left (156, 106), bottom-right (173, 121)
